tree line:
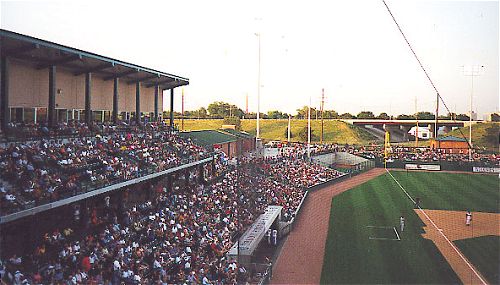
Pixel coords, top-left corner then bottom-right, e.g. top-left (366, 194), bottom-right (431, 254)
top-left (166, 101), bottom-right (474, 121)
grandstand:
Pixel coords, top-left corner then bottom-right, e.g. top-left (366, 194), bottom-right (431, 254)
top-left (0, 31), bottom-right (344, 283)
top-left (0, 29), bottom-right (188, 131)
top-left (0, 30), bottom-right (211, 222)
top-left (0, 30), bottom-right (225, 283)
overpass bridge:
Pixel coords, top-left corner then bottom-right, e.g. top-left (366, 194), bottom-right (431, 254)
top-left (343, 119), bottom-right (469, 142)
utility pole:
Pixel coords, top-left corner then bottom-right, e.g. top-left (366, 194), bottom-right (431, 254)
top-left (435, 92), bottom-right (439, 139)
top-left (308, 96), bottom-right (311, 159)
top-left (288, 115), bottom-right (291, 142)
top-left (415, 96), bottom-right (418, 147)
top-left (462, 65), bottom-right (485, 161)
top-left (255, 33), bottom-right (261, 141)
top-left (245, 93), bottom-right (248, 115)
top-left (320, 88), bottom-right (325, 144)
top-left (181, 88), bottom-right (185, 131)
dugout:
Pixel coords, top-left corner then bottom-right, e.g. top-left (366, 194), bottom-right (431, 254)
top-left (0, 29), bottom-right (189, 132)
top-left (228, 205), bottom-right (283, 264)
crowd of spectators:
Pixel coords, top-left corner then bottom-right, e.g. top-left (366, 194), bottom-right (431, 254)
top-left (282, 142), bottom-right (499, 164)
top-left (2, 121), bottom-right (148, 140)
top-left (1, 148), bottom-right (343, 284)
top-left (358, 145), bottom-right (499, 164)
top-left (0, 122), bottom-right (207, 215)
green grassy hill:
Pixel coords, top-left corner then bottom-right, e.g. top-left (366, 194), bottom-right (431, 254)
top-left (446, 122), bottom-right (499, 151)
top-left (175, 119), bottom-right (380, 145)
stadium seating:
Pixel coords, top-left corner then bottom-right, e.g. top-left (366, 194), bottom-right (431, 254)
top-left (0, 122), bottom-right (207, 215)
top-left (0, 146), bottom-right (342, 284)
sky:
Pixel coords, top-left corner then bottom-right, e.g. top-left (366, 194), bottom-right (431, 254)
top-left (1, 0), bottom-right (498, 117)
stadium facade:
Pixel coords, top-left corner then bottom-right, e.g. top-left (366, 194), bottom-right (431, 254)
top-left (0, 29), bottom-right (188, 131)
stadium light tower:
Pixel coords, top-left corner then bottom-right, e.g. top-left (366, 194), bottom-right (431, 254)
top-left (255, 32), bottom-right (261, 141)
top-left (462, 65), bottom-right (485, 161)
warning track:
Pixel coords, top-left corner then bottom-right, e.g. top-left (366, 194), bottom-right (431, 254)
top-left (271, 168), bottom-right (386, 284)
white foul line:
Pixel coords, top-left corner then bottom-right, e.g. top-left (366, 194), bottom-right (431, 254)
top-left (393, 227), bottom-right (401, 241)
top-left (385, 169), bottom-right (488, 285)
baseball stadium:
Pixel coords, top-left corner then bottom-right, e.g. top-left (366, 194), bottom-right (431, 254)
top-left (1, 1), bottom-right (499, 285)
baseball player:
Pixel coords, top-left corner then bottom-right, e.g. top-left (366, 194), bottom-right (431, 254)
top-left (414, 197), bottom-right (421, 209)
top-left (465, 210), bottom-right (472, 226)
top-left (400, 215), bottom-right (405, 232)
top-left (272, 229), bottom-right (278, 246)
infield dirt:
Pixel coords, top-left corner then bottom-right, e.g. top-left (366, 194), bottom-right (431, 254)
top-left (415, 209), bottom-right (499, 285)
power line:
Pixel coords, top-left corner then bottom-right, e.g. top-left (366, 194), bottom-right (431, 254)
top-left (381, 0), bottom-right (472, 149)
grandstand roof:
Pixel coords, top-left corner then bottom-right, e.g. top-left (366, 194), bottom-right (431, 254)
top-left (434, 135), bottom-right (468, 142)
top-left (180, 130), bottom-right (237, 147)
top-left (219, 129), bottom-right (254, 139)
top-left (0, 29), bottom-right (188, 90)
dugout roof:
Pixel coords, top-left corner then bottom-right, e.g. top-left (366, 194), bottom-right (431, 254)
top-left (0, 29), bottom-right (189, 90)
top-left (180, 130), bottom-right (238, 147)
top-left (433, 136), bottom-right (468, 142)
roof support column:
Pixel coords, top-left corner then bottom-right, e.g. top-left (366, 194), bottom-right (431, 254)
top-left (154, 85), bottom-right (159, 121)
top-left (113, 78), bottom-right (119, 123)
top-left (170, 88), bottom-right (174, 129)
top-left (135, 82), bottom-right (141, 124)
top-left (85, 72), bottom-right (92, 125)
top-left (1, 56), bottom-right (10, 133)
top-left (48, 65), bottom-right (56, 128)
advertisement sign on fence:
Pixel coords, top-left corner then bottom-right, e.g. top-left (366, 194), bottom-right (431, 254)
top-left (405, 164), bottom-right (441, 171)
top-left (473, 167), bottom-right (500, 173)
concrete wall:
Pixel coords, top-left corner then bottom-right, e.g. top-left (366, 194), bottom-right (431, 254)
top-left (8, 59), bottom-right (162, 114)
top-left (9, 59), bottom-right (50, 108)
top-left (313, 152), bottom-right (370, 166)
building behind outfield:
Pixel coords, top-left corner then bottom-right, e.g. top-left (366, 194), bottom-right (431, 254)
top-left (0, 29), bottom-right (188, 131)
top-left (430, 136), bottom-right (469, 154)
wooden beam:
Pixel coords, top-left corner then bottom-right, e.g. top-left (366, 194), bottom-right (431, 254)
top-left (36, 54), bottom-right (83, 70)
top-left (103, 69), bottom-right (138, 81)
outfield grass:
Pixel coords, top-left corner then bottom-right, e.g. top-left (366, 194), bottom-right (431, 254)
top-left (321, 171), bottom-right (498, 284)
top-left (390, 171), bottom-right (499, 213)
top-left (175, 119), bottom-right (380, 145)
top-left (454, 235), bottom-right (500, 284)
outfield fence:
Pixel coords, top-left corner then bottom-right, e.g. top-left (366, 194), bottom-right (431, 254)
top-left (374, 158), bottom-right (499, 173)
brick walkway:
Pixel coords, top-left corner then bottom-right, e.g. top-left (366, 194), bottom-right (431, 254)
top-left (271, 168), bottom-right (386, 284)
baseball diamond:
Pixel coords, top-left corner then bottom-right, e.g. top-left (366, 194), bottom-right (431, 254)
top-left (272, 170), bottom-right (498, 284)
top-left (1, 1), bottom-right (498, 284)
